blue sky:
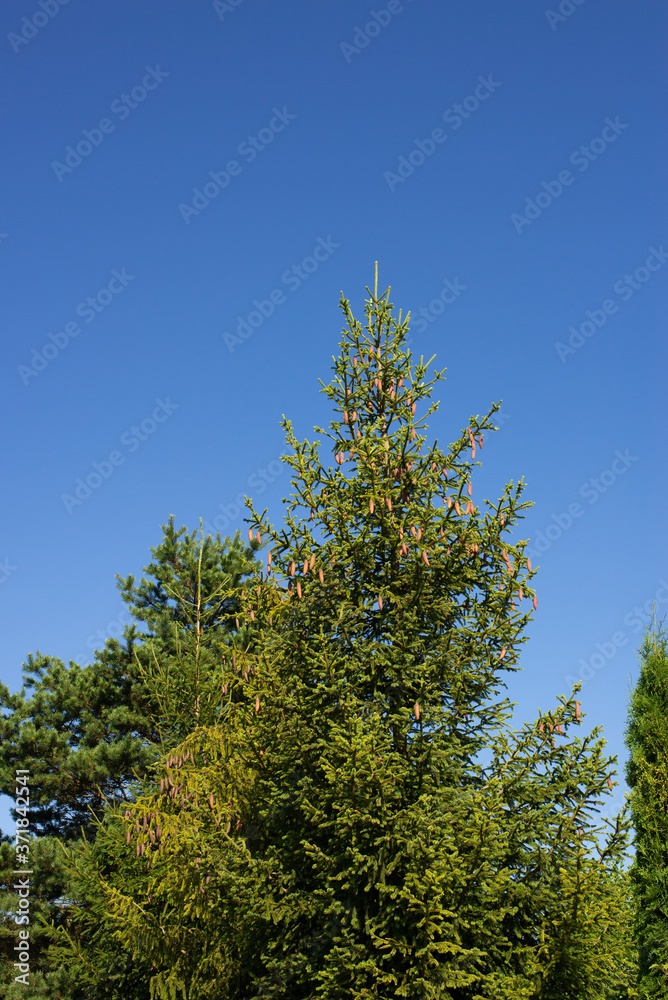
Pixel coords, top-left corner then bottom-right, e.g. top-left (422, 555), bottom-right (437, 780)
top-left (1, 0), bottom-right (666, 833)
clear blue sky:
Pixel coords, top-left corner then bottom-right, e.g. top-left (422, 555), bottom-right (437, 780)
top-left (1, 0), bottom-right (666, 833)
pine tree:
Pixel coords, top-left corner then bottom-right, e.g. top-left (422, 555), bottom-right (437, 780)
top-left (0, 518), bottom-right (258, 842)
top-left (0, 520), bottom-right (259, 999)
top-left (625, 621), bottom-right (668, 996)
top-left (86, 273), bottom-right (636, 999)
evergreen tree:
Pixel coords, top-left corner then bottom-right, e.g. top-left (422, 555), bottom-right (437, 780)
top-left (625, 621), bottom-right (668, 996)
top-left (76, 274), bottom-right (635, 998)
top-left (0, 519), bottom-right (258, 842)
top-left (0, 521), bottom-right (259, 999)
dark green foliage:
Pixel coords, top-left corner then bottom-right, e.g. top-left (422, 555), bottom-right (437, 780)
top-left (0, 521), bottom-right (258, 998)
top-left (0, 520), bottom-right (258, 841)
top-left (92, 276), bottom-right (636, 998)
top-left (625, 622), bottom-right (668, 996)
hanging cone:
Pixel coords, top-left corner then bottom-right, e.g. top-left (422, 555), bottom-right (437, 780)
top-left (378, 596), bottom-right (383, 610)
top-left (310, 553), bottom-right (315, 569)
top-left (478, 434), bottom-right (483, 449)
top-left (575, 701), bottom-right (580, 720)
top-left (319, 568), bottom-right (324, 584)
top-left (303, 559), bottom-right (309, 575)
top-left (256, 531), bottom-right (261, 544)
top-left (289, 561), bottom-right (295, 577)
top-left (344, 411), bottom-right (349, 424)
top-left (467, 483), bottom-right (472, 496)
top-left (414, 701), bottom-right (420, 721)
top-left (422, 550), bottom-right (429, 566)
top-left (296, 581), bottom-right (302, 598)
top-left (209, 794), bottom-right (214, 809)
top-left (527, 558), bottom-right (532, 572)
top-left (255, 697), bottom-right (260, 714)
top-left (518, 587), bottom-right (523, 601)
top-left (417, 527), bottom-right (422, 541)
top-left (500, 647), bottom-right (506, 659)
top-left (370, 498), bottom-right (374, 513)
top-left (248, 528), bottom-right (253, 542)
top-left (455, 502), bottom-right (461, 515)
top-left (267, 551), bottom-right (272, 568)
top-left (533, 595), bottom-right (538, 610)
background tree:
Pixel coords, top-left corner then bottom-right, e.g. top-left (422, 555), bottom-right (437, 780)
top-left (87, 274), bottom-right (637, 999)
top-left (625, 620), bottom-right (668, 997)
top-left (0, 518), bottom-right (258, 841)
top-left (0, 520), bottom-right (259, 999)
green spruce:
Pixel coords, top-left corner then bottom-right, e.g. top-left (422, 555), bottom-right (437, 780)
top-left (75, 274), bottom-right (635, 998)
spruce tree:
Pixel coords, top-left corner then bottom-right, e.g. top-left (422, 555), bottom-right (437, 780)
top-left (625, 621), bottom-right (668, 996)
top-left (83, 273), bottom-right (635, 999)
